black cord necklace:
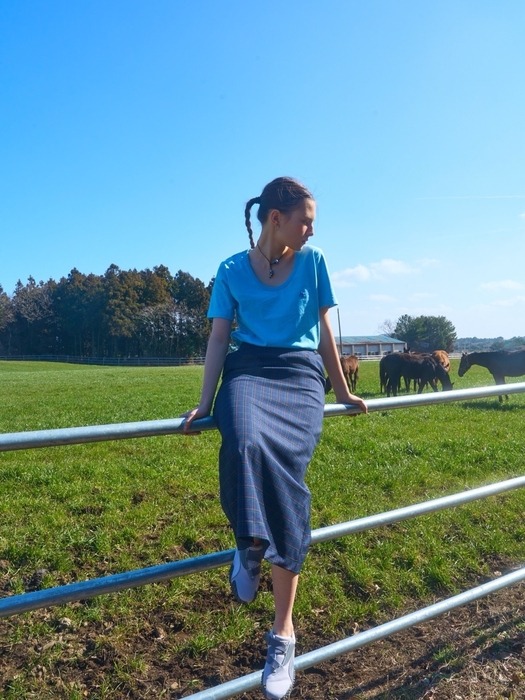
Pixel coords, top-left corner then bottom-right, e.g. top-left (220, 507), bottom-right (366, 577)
top-left (256, 244), bottom-right (285, 278)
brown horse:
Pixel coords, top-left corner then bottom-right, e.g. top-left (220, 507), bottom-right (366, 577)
top-left (381, 352), bottom-right (452, 397)
top-left (325, 355), bottom-right (359, 394)
top-left (458, 349), bottom-right (525, 401)
top-left (432, 350), bottom-right (450, 372)
top-left (382, 351), bottom-right (451, 394)
top-left (341, 354), bottom-right (359, 392)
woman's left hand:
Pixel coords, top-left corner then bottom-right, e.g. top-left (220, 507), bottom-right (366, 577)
top-left (335, 393), bottom-right (368, 415)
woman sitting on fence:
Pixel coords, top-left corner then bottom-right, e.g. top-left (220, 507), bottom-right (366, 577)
top-left (182, 176), bottom-right (367, 700)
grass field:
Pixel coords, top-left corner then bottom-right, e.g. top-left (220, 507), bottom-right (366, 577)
top-left (0, 359), bottom-right (524, 698)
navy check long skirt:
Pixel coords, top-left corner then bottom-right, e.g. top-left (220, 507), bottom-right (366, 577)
top-left (213, 343), bottom-right (326, 574)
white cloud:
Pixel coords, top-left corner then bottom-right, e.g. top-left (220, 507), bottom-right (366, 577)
top-left (489, 295), bottom-right (525, 308)
top-left (331, 264), bottom-right (371, 287)
top-left (332, 257), bottom-right (430, 288)
top-left (480, 280), bottom-right (524, 292)
top-left (370, 258), bottom-right (416, 276)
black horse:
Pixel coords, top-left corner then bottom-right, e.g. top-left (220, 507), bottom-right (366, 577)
top-left (458, 349), bottom-right (525, 401)
top-left (381, 352), bottom-right (453, 397)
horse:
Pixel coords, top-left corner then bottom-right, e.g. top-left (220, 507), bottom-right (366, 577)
top-left (325, 355), bottom-right (359, 394)
top-left (458, 349), bottom-right (525, 402)
top-left (381, 352), bottom-right (453, 397)
top-left (387, 350), bottom-right (451, 394)
top-left (379, 354), bottom-right (389, 394)
top-left (380, 352), bottom-right (408, 394)
top-left (341, 354), bottom-right (359, 393)
top-left (432, 350), bottom-right (450, 373)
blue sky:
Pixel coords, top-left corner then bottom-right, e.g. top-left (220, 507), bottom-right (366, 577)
top-left (1, 1), bottom-right (524, 339)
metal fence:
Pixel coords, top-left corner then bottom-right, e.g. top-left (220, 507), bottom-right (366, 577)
top-left (1, 381), bottom-right (525, 698)
top-left (0, 354), bottom-right (205, 366)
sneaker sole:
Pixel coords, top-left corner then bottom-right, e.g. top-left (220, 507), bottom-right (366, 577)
top-left (262, 680), bottom-right (295, 700)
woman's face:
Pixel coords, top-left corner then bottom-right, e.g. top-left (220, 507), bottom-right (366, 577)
top-left (277, 198), bottom-right (316, 251)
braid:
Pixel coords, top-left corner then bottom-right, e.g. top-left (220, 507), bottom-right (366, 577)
top-left (244, 178), bottom-right (312, 246)
top-left (244, 197), bottom-right (260, 248)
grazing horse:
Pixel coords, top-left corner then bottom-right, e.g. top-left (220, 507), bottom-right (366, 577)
top-left (458, 349), bottom-right (525, 401)
top-left (341, 354), bottom-right (359, 393)
top-left (381, 352), bottom-right (453, 397)
top-left (385, 350), bottom-right (451, 393)
top-left (325, 355), bottom-right (359, 394)
top-left (432, 350), bottom-right (450, 373)
top-left (416, 349), bottom-right (451, 393)
top-left (379, 354), bottom-right (389, 394)
top-left (379, 352), bottom-right (412, 394)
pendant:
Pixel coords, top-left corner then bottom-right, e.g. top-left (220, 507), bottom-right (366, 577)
top-left (269, 268), bottom-right (275, 278)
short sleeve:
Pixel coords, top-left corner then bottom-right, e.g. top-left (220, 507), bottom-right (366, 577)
top-left (207, 263), bottom-right (236, 320)
top-left (316, 250), bottom-right (338, 309)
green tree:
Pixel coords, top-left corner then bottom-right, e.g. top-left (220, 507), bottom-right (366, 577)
top-left (11, 277), bottom-right (57, 354)
top-left (141, 266), bottom-right (173, 306)
top-left (102, 265), bottom-right (145, 356)
top-left (53, 269), bottom-right (105, 356)
top-left (393, 314), bottom-right (457, 352)
top-left (490, 337), bottom-right (506, 351)
top-left (2, 264), bottom-right (211, 358)
top-left (0, 285), bottom-right (12, 330)
top-left (506, 336), bottom-right (525, 350)
top-left (0, 285), bottom-right (14, 353)
top-left (170, 270), bottom-right (211, 356)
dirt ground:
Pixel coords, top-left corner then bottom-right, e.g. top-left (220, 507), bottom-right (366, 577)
top-left (1, 573), bottom-right (524, 700)
top-left (172, 582), bottom-right (525, 700)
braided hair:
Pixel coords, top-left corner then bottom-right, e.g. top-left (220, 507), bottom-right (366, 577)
top-left (244, 177), bottom-right (313, 248)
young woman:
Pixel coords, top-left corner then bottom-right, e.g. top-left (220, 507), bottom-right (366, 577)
top-left (183, 176), bottom-right (367, 699)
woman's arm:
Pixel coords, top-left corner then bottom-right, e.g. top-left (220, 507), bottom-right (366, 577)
top-left (317, 308), bottom-right (368, 412)
top-left (182, 317), bottom-right (232, 432)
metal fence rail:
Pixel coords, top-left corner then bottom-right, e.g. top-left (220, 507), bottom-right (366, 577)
top-left (2, 381), bottom-right (525, 452)
top-left (1, 475), bottom-right (524, 619)
top-left (1, 381), bottom-right (525, 697)
top-left (186, 565), bottom-right (525, 699)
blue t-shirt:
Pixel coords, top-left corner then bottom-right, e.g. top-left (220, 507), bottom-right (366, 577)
top-left (207, 245), bottom-right (337, 349)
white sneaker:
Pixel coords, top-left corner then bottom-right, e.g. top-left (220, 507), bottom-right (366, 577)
top-left (229, 546), bottom-right (263, 603)
top-left (262, 630), bottom-right (296, 699)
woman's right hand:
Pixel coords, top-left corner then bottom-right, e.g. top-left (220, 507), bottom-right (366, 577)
top-left (180, 318), bottom-right (231, 435)
top-left (180, 405), bottom-right (210, 434)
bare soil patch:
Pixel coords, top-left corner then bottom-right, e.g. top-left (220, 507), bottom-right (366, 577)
top-left (1, 573), bottom-right (524, 699)
top-left (171, 581), bottom-right (525, 700)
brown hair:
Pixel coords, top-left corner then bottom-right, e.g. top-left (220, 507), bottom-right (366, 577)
top-left (244, 177), bottom-right (313, 248)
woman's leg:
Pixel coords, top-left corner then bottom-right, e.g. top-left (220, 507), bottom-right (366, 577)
top-left (271, 564), bottom-right (298, 637)
top-left (262, 565), bottom-right (298, 698)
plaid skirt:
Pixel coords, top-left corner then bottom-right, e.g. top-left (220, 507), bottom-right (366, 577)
top-left (213, 343), bottom-right (326, 574)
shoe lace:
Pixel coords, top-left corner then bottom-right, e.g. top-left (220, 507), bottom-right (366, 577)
top-left (265, 634), bottom-right (293, 671)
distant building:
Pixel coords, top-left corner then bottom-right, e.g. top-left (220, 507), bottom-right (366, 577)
top-left (335, 335), bottom-right (405, 357)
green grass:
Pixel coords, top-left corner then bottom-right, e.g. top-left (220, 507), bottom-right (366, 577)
top-left (0, 358), bottom-right (524, 696)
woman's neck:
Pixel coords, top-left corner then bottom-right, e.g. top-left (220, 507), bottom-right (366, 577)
top-left (256, 237), bottom-right (288, 262)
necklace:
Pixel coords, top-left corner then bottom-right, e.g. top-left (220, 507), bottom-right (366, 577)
top-left (256, 244), bottom-right (286, 278)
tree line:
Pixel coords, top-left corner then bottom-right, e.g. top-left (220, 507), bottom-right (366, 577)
top-left (391, 314), bottom-right (457, 352)
top-left (454, 336), bottom-right (525, 352)
top-left (2, 269), bottom-right (522, 359)
top-left (0, 265), bottom-right (212, 358)
top-left (383, 314), bottom-right (525, 353)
